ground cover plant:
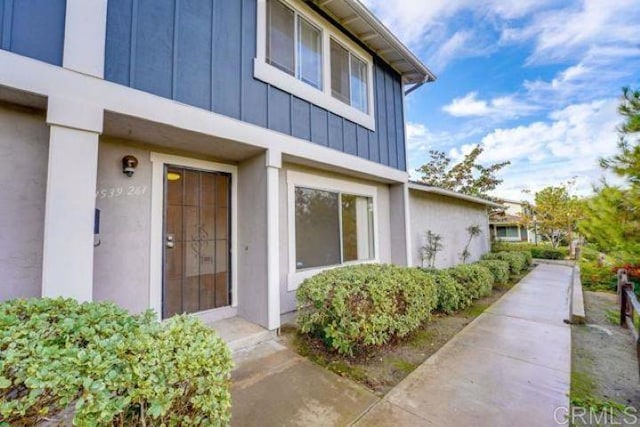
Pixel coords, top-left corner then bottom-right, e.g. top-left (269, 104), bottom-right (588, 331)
top-left (0, 298), bottom-right (232, 426)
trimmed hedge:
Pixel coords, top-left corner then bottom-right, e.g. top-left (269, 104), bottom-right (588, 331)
top-left (530, 247), bottom-right (566, 260)
top-left (0, 298), bottom-right (232, 426)
top-left (297, 264), bottom-right (438, 356)
top-left (477, 260), bottom-right (510, 285)
top-left (423, 269), bottom-right (465, 314)
top-left (445, 264), bottom-right (494, 300)
top-left (492, 242), bottom-right (568, 260)
top-left (482, 251), bottom-right (527, 275)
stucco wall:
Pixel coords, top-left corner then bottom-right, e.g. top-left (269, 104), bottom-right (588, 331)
top-left (279, 163), bottom-right (392, 314)
top-left (409, 190), bottom-right (490, 269)
top-left (237, 152), bottom-right (269, 326)
top-left (0, 104), bottom-right (49, 301)
top-left (93, 138), bottom-right (152, 313)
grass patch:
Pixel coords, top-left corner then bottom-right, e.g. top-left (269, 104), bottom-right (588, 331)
top-left (571, 371), bottom-right (626, 416)
top-left (463, 303), bottom-right (489, 317)
top-left (604, 309), bottom-right (619, 325)
top-left (389, 358), bottom-right (418, 375)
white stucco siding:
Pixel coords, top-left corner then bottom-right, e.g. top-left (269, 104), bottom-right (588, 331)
top-left (0, 104), bottom-right (49, 301)
top-left (279, 163), bottom-right (392, 314)
top-left (409, 190), bottom-right (490, 269)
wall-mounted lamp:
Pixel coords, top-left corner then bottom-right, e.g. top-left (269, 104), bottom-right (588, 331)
top-left (122, 155), bottom-right (138, 177)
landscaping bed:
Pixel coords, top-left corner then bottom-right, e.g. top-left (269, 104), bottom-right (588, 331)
top-left (280, 267), bottom-right (532, 396)
top-left (570, 291), bottom-right (640, 425)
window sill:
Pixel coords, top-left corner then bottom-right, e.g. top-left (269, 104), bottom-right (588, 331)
top-left (253, 59), bottom-right (376, 131)
top-left (286, 259), bottom-right (378, 292)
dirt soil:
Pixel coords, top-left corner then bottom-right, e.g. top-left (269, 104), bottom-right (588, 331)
top-left (571, 291), bottom-right (640, 425)
top-left (279, 273), bottom-right (527, 396)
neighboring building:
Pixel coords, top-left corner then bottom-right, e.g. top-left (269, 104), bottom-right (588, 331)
top-left (409, 183), bottom-right (502, 268)
top-left (0, 0), bottom-right (493, 331)
top-left (489, 198), bottom-right (537, 243)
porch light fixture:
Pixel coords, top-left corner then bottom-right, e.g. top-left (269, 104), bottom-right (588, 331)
top-left (122, 155), bottom-right (139, 177)
top-left (167, 172), bottom-right (181, 181)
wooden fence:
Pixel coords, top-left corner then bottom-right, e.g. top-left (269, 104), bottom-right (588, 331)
top-left (618, 269), bottom-right (640, 378)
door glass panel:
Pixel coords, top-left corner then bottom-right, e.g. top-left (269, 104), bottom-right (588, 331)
top-left (163, 167), bottom-right (232, 318)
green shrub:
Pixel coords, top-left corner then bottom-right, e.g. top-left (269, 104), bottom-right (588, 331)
top-left (446, 264), bottom-right (494, 300)
top-left (492, 242), bottom-right (567, 260)
top-left (482, 251), bottom-right (526, 275)
top-left (530, 247), bottom-right (567, 260)
top-left (477, 260), bottom-right (510, 285)
top-left (579, 260), bottom-right (616, 292)
top-left (296, 264), bottom-right (437, 356)
top-left (423, 269), bottom-right (465, 314)
top-left (0, 298), bottom-right (232, 426)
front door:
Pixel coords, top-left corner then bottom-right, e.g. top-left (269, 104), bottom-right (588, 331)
top-left (162, 165), bottom-right (231, 318)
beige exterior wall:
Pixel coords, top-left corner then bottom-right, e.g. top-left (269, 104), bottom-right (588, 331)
top-left (409, 190), bottom-right (490, 268)
top-left (279, 163), bottom-right (392, 314)
top-left (0, 104), bottom-right (49, 301)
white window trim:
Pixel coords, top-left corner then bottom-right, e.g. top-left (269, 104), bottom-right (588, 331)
top-left (255, 0), bottom-right (376, 131)
top-left (149, 153), bottom-right (239, 319)
top-left (286, 169), bottom-right (379, 291)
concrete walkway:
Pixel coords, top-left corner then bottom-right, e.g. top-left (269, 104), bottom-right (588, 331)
top-left (355, 263), bottom-right (573, 427)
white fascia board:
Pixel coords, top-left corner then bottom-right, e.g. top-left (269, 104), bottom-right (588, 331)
top-left (408, 183), bottom-right (504, 208)
top-left (0, 50), bottom-right (409, 184)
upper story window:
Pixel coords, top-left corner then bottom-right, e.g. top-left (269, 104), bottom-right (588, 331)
top-left (330, 39), bottom-right (368, 113)
top-left (267, 0), bottom-right (322, 89)
top-left (255, 0), bottom-right (376, 130)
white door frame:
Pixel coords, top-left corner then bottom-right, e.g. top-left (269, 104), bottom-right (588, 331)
top-left (149, 153), bottom-right (238, 318)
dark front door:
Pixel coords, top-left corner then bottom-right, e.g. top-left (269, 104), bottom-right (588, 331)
top-left (163, 166), bottom-right (231, 318)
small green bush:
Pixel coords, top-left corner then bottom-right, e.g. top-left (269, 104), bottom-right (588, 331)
top-left (423, 269), bottom-right (465, 314)
top-left (482, 251), bottom-right (527, 275)
top-left (477, 260), bottom-right (510, 285)
top-left (530, 247), bottom-right (567, 260)
top-left (297, 264), bottom-right (437, 356)
top-left (492, 242), bottom-right (567, 260)
top-left (579, 260), bottom-right (616, 292)
top-left (446, 264), bottom-right (494, 300)
top-left (0, 298), bottom-right (232, 426)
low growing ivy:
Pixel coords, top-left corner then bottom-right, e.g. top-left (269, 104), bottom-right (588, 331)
top-left (0, 298), bottom-right (232, 426)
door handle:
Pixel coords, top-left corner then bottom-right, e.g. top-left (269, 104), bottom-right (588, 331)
top-left (166, 234), bottom-right (175, 249)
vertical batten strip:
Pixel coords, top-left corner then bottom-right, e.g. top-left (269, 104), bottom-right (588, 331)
top-left (1, 0), bottom-right (14, 50)
top-left (129, 0), bottom-right (139, 87)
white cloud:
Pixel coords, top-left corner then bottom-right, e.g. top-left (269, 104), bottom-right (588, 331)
top-left (467, 98), bottom-right (623, 197)
top-left (500, 0), bottom-right (640, 65)
top-left (442, 92), bottom-right (539, 119)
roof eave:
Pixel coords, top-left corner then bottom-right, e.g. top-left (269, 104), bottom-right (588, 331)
top-left (311, 0), bottom-right (436, 85)
top-left (408, 183), bottom-right (504, 209)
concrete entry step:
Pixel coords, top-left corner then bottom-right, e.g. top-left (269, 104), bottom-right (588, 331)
top-left (208, 316), bottom-right (275, 353)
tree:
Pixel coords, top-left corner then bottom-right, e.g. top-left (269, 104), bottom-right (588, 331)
top-left (420, 230), bottom-right (443, 268)
top-left (532, 184), bottom-right (582, 248)
top-left (578, 186), bottom-right (640, 254)
top-left (416, 145), bottom-right (510, 198)
top-left (600, 87), bottom-right (640, 183)
top-left (460, 224), bottom-right (482, 263)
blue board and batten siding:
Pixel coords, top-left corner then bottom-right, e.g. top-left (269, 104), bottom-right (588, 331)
top-left (0, 0), bottom-right (66, 66)
top-left (105, 0), bottom-right (407, 170)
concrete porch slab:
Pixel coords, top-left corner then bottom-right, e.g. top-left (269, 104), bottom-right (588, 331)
top-left (208, 316), bottom-right (275, 353)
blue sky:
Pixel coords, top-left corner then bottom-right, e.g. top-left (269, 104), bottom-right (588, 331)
top-left (363, 0), bottom-right (640, 200)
